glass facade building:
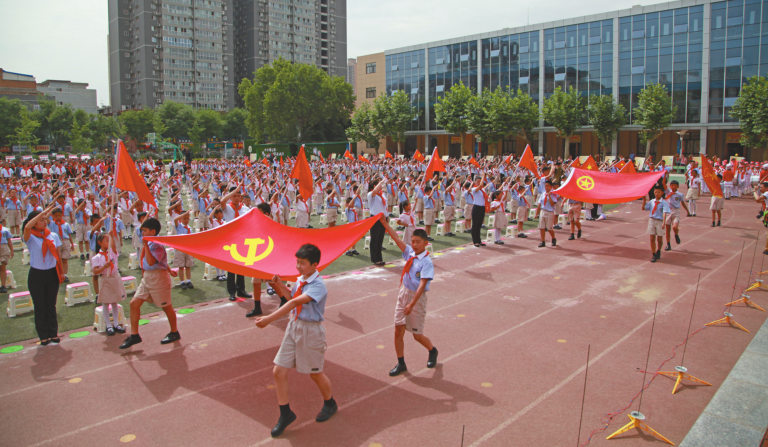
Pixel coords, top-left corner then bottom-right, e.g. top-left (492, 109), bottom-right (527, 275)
top-left (377, 0), bottom-right (768, 160)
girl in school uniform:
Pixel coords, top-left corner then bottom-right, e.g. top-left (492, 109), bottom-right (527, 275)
top-left (208, 206), bottom-right (227, 281)
top-left (23, 204), bottom-right (64, 345)
top-left (91, 232), bottom-right (127, 336)
top-left (490, 190), bottom-right (509, 245)
top-left (397, 201), bottom-right (417, 246)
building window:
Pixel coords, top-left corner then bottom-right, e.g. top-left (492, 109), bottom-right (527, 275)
top-left (366, 87), bottom-right (376, 98)
top-left (366, 62), bottom-right (376, 73)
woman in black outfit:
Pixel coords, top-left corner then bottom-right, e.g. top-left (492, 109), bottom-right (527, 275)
top-left (470, 173), bottom-right (489, 247)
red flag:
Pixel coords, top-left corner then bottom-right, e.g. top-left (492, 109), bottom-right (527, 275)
top-left (518, 144), bottom-right (541, 179)
top-left (244, 158), bottom-right (252, 167)
top-left (280, 156), bottom-right (284, 166)
top-left (616, 160), bottom-right (626, 170)
top-left (344, 149), bottom-right (354, 160)
top-left (581, 156), bottom-right (598, 171)
top-left (413, 150), bottom-right (424, 162)
top-left (619, 161), bottom-right (637, 174)
top-left (468, 156), bottom-right (480, 168)
top-left (385, 150), bottom-right (393, 159)
top-left (358, 154), bottom-right (371, 164)
top-left (115, 141), bottom-right (157, 209)
top-left (571, 158), bottom-right (582, 169)
top-left (319, 152), bottom-right (324, 162)
top-left (424, 147), bottom-right (446, 182)
top-left (262, 158), bottom-right (270, 167)
top-left (700, 156), bottom-right (724, 197)
top-left (146, 209), bottom-right (380, 281)
top-left (554, 167), bottom-right (664, 204)
top-left (290, 146), bottom-right (314, 201)
top-left (503, 154), bottom-right (513, 164)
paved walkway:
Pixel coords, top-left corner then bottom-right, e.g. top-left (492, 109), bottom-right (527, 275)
top-left (680, 314), bottom-right (768, 447)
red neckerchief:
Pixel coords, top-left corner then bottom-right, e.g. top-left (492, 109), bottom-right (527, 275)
top-left (182, 223), bottom-right (191, 234)
top-left (481, 189), bottom-right (491, 213)
top-left (30, 228), bottom-right (65, 282)
top-left (652, 199), bottom-right (660, 216)
top-left (54, 220), bottom-right (65, 239)
top-left (292, 281), bottom-right (308, 321)
top-left (231, 202), bottom-right (243, 218)
top-left (400, 254), bottom-right (416, 285)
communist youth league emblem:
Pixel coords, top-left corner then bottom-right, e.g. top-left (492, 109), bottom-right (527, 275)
top-left (576, 175), bottom-right (595, 191)
top-left (223, 237), bottom-right (274, 266)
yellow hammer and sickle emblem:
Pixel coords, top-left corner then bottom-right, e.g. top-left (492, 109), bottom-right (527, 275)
top-left (576, 175), bottom-right (595, 191)
top-left (223, 237), bottom-right (274, 266)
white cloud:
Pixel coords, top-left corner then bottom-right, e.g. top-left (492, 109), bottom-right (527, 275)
top-left (0, 0), bottom-right (661, 108)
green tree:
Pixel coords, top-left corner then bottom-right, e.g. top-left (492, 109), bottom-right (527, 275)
top-left (155, 100), bottom-right (196, 141)
top-left (542, 86), bottom-right (586, 158)
top-left (195, 109), bottom-right (223, 142)
top-left (0, 98), bottom-right (25, 146)
top-left (69, 120), bottom-right (92, 153)
top-left (489, 88), bottom-right (540, 148)
top-left (371, 90), bottom-right (419, 155)
top-left (120, 108), bottom-right (156, 145)
top-left (9, 108), bottom-right (40, 151)
top-left (238, 58), bottom-right (355, 144)
top-left (434, 81), bottom-right (474, 155)
top-left (730, 76), bottom-right (768, 150)
top-left (88, 114), bottom-right (121, 148)
top-left (221, 108), bottom-right (249, 141)
top-left (468, 88), bottom-right (505, 154)
top-left (346, 102), bottom-right (382, 153)
top-left (587, 94), bottom-right (627, 159)
top-left (634, 83), bottom-right (676, 158)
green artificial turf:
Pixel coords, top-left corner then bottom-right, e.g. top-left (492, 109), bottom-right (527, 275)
top-left (0, 187), bottom-right (617, 346)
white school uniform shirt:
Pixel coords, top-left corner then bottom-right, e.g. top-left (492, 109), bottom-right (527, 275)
top-left (91, 249), bottom-right (118, 276)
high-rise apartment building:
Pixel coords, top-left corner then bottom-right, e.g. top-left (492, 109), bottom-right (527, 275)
top-left (108, 0), bottom-right (235, 112)
top-left (108, 0), bottom-right (347, 112)
top-left (347, 57), bottom-right (356, 95)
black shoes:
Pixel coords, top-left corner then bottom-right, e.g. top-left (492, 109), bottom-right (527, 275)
top-left (577, 229), bottom-right (582, 239)
top-left (229, 293), bottom-right (237, 301)
top-left (568, 234), bottom-right (575, 240)
top-left (315, 400), bottom-right (338, 423)
top-left (517, 233), bottom-right (527, 238)
top-left (552, 238), bottom-right (557, 246)
top-left (106, 327), bottom-right (115, 336)
top-left (187, 283), bottom-right (194, 289)
top-left (717, 221), bottom-right (721, 227)
top-left (40, 340), bottom-right (50, 346)
top-left (181, 282), bottom-right (188, 290)
top-left (50, 337), bottom-right (60, 344)
top-left (427, 237), bottom-right (434, 241)
top-left (0, 286), bottom-right (6, 294)
top-left (494, 240), bottom-right (504, 245)
top-left (651, 254), bottom-right (657, 263)
top-left (115, 325), bottom-right (126, 334)
top-left (80, 254), bottom-right (85, 260)
top-left (675, 234), bottom-right (681, 244)
top-left (389, 363), bottom-right (408, 376)
top-left (119, 334), bottom-right (142, 349)
top-left (427, 347), bottom-right (438, 368)
top-left (711, 222), bottom-right (716, 227)
top-left (538, 241), bottom-right (546, 248)
top-left (160, 331), bottom-right (181, 344)
top-left (237, 290), bottom-right (253, 299)
top-left (665, 243), bottom-right (672, 251)
top-left (553, 225), bottom-right (562, 230)
top-left (246, 302), bottom-right (262, 318)
top-left (271, 411), bottom-right (297, 437)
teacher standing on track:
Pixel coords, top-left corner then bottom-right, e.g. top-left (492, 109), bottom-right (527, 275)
top-left (470, 173), bottom-right (489, 247)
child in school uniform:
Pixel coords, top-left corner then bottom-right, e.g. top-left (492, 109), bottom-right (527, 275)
top-left (535, 180), bottom-right (558, 247)
top-left (49, 208), bottom-right (74, 282)
top-left (490, 190), bottom-right (508, 245)
top-left (91, 232), bottom-right (127, 336)
top-left (686, 170), bottom-right (701, 216)
top-left (344, 198), bottom-right (359, 257)
top-left (208, 207), bottom-right (227, 281)
top-left (120, 218), bottom-right (180, 349)
top-left (710, 173), bottom-right (724, 227)
top-left (255, 244), bottom-right (337, 437)
top-left (89, 214), bottom-right (108, 299)
top-left (664, 180), bottom-right (690, 251)
top-left (642, 186), bottom-right (671, 263)
top-left (295, 193), bottom-right (311, 229)
top-left (511, 184), bottom-right (529, 238)
top-left (173, 211), bottom-right (195, 290)
top-left (397, 201), bottom-right (417, 246)
top-left (567, 198), bottom-right (582, 240)
top-left (379, 216), bottom-right (438, 377)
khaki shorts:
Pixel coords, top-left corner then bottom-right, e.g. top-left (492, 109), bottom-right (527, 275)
top-left (710, 196), bottom-right (724, 211)
top-left (76, 223), bottom-right (89, 242)
top-left (444, 205), bottom-right (455, 222)
top-left (665, 211), bottom-right (680, 226)
top-left (326, 208), bottom-right (338, 223)
top-left (568, 203), bottom-right (582, 221)
top-left (173, 250), bottom-right (194, 268)
top-left (135, 269), bottom-right (173, 308)
top-left (395, 285), bottom-right (428, 334)
top-left (424, 208), bottom-right (435, 225)
top-left (464, 204), bottom-right (473, 219)
top-left (516, 206), bottom-right (528, 222)
top-left (646, 218), bottom-right (664, 236)
top-left (415, 198), bottom-right (424, 212)
top-left (274, 319), bottom-right (326, 374)
top-left (58, 242), bottom-right (72, 260)
top-left (538, 210), bottom-right (554, 230)
top-left (0, 244), bottom-right (9, 264)
top-left (7, 210), bottom-right (20, 227)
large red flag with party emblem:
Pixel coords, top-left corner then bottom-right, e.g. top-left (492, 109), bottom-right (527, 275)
top-left (581, 155), bottom-right (598, 171)
top-left (424, 147), bottom-right (446, 182)
top-left (518, 144), bottom-right (541, 179)
top-left (700, 155), bottom-right (724, 197)
top-left (290, 146), bottom-right (314, 202)
top-left (554, 167), bottom-right (664, 204)
top-left (115, 140), bottom-right (157, 209)
top-left (146, 210), bottom-right (381, 281)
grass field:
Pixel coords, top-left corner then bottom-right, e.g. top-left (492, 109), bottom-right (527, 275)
top-left (0, 188), bottom-right (617, 346)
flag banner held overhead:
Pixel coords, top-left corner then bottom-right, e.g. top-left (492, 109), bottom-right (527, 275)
top-left (554, 167), bottom-right (664, 204)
